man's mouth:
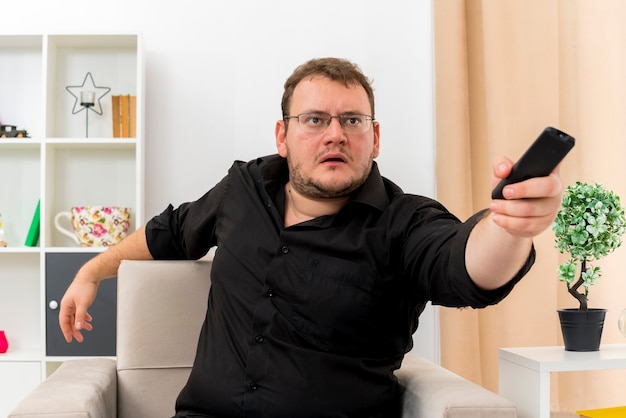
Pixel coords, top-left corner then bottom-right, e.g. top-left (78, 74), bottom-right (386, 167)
top-left (320, 153), bottom-right (347, 164)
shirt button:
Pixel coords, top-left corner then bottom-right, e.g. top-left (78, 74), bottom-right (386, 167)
top-left (255, 335), bottom-right (265, 343)
top-left (266, 289), bottom-right (274, 297)
top-left (281, 245), bottom-right (289, 254)
top-left (249, 382), bottom-right (258, 391)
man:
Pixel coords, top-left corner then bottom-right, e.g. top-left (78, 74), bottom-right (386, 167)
top-left (60, 57), bottom-right (563, 418)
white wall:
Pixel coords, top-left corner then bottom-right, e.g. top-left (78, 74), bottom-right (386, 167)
top-left (2, 0), bottom-right (438, 362)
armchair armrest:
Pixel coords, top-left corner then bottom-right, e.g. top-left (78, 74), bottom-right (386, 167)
top-left (397, 355), bottom-right (516, 418)
top-left (9, 358), bottom-right (117, 418)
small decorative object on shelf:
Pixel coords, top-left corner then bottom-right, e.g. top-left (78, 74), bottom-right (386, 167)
top-left (65, 72), bottom-right (111, 138)
top-left (24, 200), bottom-right (40, 247)
top-left (0, 124), bottom-right (29, 138)
top-left (0, 213), bottom-right (7, 247)
top-left (0, 330), bottom-right (8, 353)
top-left (54, 205), bottom-right (131, 247)
top-left (112, 95), bottom-right (137, 138)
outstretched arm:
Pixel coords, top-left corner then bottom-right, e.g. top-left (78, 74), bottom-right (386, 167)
top-left (465, 156), bottom-right (564, 290)
top-left (59, 225), bottom-right (153, 343)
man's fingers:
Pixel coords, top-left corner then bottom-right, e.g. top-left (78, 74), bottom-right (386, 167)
top-left (72, 329), bottom-right (84, 343)
top-left (74, 309), bottom-right (93, 332)
top-left (59, 302), bottom-right (93, 343)
top-left (60, 314), bottom-right (75, 343)
top-left (492, 156), bottom-right (514, 181)
top-left (80, 312), bottom-right (94, 332)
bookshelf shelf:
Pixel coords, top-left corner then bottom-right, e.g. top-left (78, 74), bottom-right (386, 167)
top-left (0, 247), bottom-right (41, 253)
top-left (0, 33), bottom-right (144, 415)
top-left (0, 349), bottom-right (42, 363)
top-left (45, 137), bottom-right (137, 145)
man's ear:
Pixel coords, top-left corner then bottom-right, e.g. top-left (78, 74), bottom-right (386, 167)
top-left (275, 120), bottom-right (288, 158)
top-left (372, 121), bottom-right (380, 158)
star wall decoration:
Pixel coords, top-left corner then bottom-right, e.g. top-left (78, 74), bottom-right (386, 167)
top-left (65, 72), bottom-right (111, 115)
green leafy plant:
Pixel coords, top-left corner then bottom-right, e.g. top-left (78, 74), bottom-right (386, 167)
top-left (552, 182), bottom-right (626, 311)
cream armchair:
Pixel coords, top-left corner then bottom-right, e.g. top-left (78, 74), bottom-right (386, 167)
top-left (9, 260), bottom-right (516, 418)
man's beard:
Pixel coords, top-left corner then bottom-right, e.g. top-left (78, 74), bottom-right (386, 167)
top-left (286, 147), bottom-right (374, 199)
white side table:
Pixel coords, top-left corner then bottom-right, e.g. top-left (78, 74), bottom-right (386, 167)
top-left (498, 344), bottom-right (626, 418)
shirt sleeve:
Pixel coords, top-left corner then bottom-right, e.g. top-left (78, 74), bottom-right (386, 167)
top-left (402, 205), bottom-right (535, 309)
top-left (439, 209), bottom-right (535, 308)
top-left (145, 173), bottom-right (230, 260)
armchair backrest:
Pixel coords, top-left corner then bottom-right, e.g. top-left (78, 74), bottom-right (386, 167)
top-left (116, 260), bottom-right (212, 418)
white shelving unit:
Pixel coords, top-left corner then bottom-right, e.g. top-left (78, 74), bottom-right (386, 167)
top-left (0, 33), bottom-right (144, 415)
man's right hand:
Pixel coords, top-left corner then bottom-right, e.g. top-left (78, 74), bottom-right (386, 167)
top-left (59, 277), bottom-right (99, 343)
top-left (58, 225), bottom-right (152, 343)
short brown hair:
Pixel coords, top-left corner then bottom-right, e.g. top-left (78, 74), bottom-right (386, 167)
top-left (281, 57), bottom-right (375, 119)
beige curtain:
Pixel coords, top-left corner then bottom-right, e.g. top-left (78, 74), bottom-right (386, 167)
top-left (434, 0), bottom-right (626, 413)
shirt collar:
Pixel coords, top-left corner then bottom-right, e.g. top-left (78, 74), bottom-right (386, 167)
top-left (350, 162), bottom-right (390, 212)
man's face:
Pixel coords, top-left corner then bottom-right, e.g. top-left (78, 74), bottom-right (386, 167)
top-left (275, 76), bottom-right (380, 199)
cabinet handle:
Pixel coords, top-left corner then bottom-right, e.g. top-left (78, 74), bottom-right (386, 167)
top-left (48, 300), bottom-right (59, 310)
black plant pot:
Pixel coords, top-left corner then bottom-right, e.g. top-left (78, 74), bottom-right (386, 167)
top-left (557, 308), bottom-right (607, 352)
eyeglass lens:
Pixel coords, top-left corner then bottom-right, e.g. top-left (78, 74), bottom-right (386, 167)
top-left (294, 113), bottom-right (372, 134)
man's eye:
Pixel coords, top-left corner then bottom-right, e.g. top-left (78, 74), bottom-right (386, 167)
top-left (344, 116), bottom-right (363, 126)
top-left (304, 115), bottom-right (326, 126)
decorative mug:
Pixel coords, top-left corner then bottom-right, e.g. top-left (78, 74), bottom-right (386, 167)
top-left (54, 206), bottom-right (131, 247)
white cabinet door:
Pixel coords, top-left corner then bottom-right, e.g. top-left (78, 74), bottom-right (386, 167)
top-left (0, 362), bottom-right (41, 417)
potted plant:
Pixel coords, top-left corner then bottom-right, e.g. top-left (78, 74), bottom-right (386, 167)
top-left (551, 181), bottom-right (626, 351)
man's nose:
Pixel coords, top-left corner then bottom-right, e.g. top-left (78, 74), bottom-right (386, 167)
top-left (323, 118), bottom-right (346, 142)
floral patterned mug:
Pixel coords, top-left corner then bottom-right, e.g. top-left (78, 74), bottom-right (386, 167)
top-left (54, 206), bottom-right (132, 247)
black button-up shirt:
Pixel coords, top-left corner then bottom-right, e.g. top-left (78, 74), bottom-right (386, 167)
top-left (146, 154), bottom-right (533, 418)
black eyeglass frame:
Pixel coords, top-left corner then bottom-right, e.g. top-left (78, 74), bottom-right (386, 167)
top-left (283, 112), bottom-right (375, 133)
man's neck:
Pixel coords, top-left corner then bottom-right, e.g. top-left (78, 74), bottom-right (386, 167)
top-left (283, 182), bottom-right (350, 227)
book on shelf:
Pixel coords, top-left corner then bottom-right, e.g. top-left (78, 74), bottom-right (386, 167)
top-left (112, 95), bottom-right (136, 138)
top-left (24, 199), bottom-right (40, 247)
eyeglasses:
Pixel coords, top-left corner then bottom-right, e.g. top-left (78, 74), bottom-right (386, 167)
top-left (284, 112), bottom-right (374, 134)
